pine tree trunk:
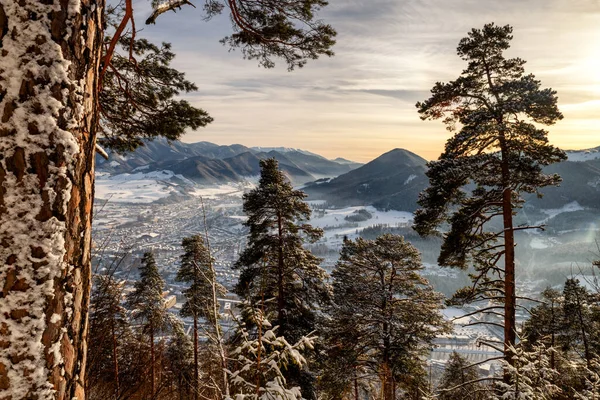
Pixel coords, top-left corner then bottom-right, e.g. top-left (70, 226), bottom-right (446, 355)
top-left (500, 143), bottom-right (516, 375)
top-left (0, 0), bottom-right (103, 398)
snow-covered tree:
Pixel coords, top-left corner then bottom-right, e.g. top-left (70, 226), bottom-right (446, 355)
top-left (227, 305), bottom-right (315, 400)
top-left (126, 252), bottom-right (178, 397)
top-left (493, 343), bottom-right (563, 400)
top-left (0, 1), bottom-right (334, 396)
top-left (414, 23), bottom-right (566, 373)
top-left (325, 235), bottom-right (449, 400)
top-left (437, 351), bottom-right (487, 400)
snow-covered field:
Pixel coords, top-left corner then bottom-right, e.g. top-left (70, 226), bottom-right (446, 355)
top-left (566, 149), bottom-right (600, 162)
top-left (95, 171), bottom-right (192, 203)
top-left (95, 172), bottom-right (258, 203)
top-left (309, 205), bottom-right (413, 246)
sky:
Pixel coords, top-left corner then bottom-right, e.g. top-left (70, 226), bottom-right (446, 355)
top-left (134, 0), bottom-right (600, 162)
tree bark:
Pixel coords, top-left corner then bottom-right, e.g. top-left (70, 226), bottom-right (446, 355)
top-left (0, 0), bottom-right (103, 398)
top-left (500, 142), bottom-right (516, 375)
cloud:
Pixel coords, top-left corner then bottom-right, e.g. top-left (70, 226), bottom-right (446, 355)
top-left (123, 0), bottom-right (600, 161)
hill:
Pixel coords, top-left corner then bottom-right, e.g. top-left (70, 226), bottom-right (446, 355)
top-left (303, 148), bottom-right (429, 211)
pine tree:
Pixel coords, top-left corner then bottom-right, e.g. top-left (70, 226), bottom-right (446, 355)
top-left (413, 23), bottom-right (566, 371)
top-left (235, 158), bottom-right (329, 342)
top-left (493, 343), bottom-right (564, 400)
top-left (522, 287), bottom-right (562, 368)
top-left (0, 1), bottom-right (334, 395)
top-left (126, 252), bottom-right (178, 398)
top-left (98, 33), bottom-right (213, 152)
top-left (562, 278), bottom-right (594, 366)
top-left (437, 351), bottom-right (485, 400)
top-left (326, 234), bottom-right (449, 400)
top-left (177, 234), bottom-right (226, 399)
top-left (165, 327), bottom-right (196, 400)
top-left (235, 158), bottom-right (330, 399)
top-left (87, 275), bottom-right (130, 399)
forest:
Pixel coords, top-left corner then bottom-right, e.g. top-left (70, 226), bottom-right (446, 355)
top-left (0, 0), bottom-right (599, 399)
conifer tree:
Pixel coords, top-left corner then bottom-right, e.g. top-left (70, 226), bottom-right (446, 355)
top-left (493, 343), bottom-right (564, 400)
top-left (165, 327), bottom-right (196, 400)
top-left (126, 252), bottom-right (178, 398)
top-left (414, 23), bottom-right (566, 370)
top-left (326, 234), bottom-right (449, 400)
top-left (437, 351), bottom-right (485, 400)
top-left (562, 278), bottom-right (594, 366)
top-left (227, 304), bottom-right (315, 400)
top-left (522, 288), bottom-right (562, 369)
top-left (87, 275), bottom-right (130, 399)
top-left (235, 158), bottom-right (330, 341)
top-left (177, 234), bottom-right (226, 398)
top-left (235, 158), bottom-right (330, 398)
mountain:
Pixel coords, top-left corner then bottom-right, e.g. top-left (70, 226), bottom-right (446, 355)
top-left (527, 158), bottom-right (600, 209)
top-left (565, 146), bottom-right (600, 162)
top-left (96, 139), bottom-right (362, 186)
top-left (305, 147), bottom-right (600, 213)
top-left (303, 148), bottom-right (429, 211)
top-left (96, 138), bottom-right (254, 174)
top-left (146, 151), bottom-right (315, 185)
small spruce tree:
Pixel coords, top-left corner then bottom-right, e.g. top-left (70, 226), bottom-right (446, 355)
top-left (127, 252), bottom-right (178, 397)
top-left (437, 351), bottom-right (485, 400)
top-left (177, 234), bottom-right (226, 398)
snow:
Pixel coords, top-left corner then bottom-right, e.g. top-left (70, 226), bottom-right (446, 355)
top-left (566, 149), bottom-right (600, 162)
top-left (404, 174), bottom-right (417, 184)
top-left (95, 171), bottom-right (185, 203)
top-left (189, 183), bottom-right (254, 200)
top-left (309, 206), bottom-right (413, 243)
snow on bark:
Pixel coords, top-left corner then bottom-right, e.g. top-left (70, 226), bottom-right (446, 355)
top-left (0, 0), bottom-right (96, 398)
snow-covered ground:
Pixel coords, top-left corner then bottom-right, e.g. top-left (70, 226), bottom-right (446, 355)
top-left (566, 149), bottom-right (600, 162)
top-left (95, 172), bottom-right (258, 203)
top-left (309, 205), bottom-right (413, 245)
top-left (95, 171), bottom-right (193, 203)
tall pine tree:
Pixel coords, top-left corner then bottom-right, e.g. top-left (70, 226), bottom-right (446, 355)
top-left (326, 235), bottom-right (449, 400)
top-left (414, 23), bottom-right (566, 370)
top-left (234, 158), bottom-right (330, 399)
top-left (235, 158), bottom-right (329, 342)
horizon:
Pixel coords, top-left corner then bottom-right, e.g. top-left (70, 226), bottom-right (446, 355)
top-left (162, 138), bottom-right (600, 164)
top-left (134, 0), bottom-right (600, 163)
